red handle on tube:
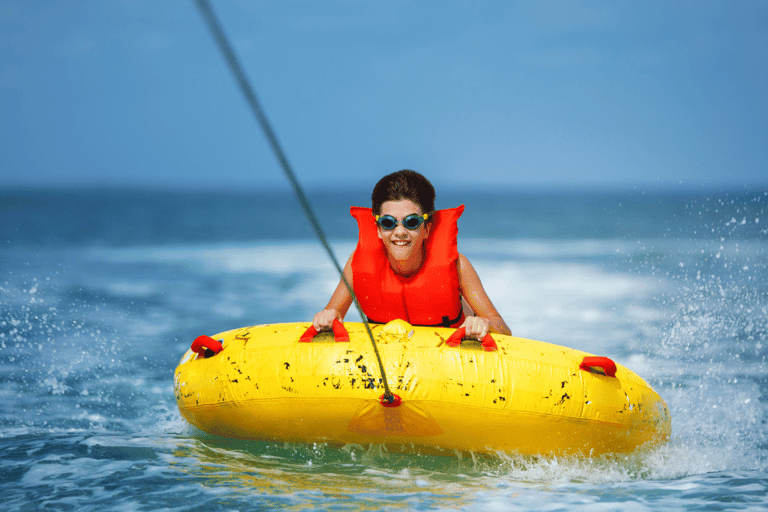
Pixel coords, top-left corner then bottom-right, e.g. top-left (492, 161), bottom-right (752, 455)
top-left (191, 335), bottom-right (223, 357)
top-left (579, 356), bottom-right (617, 377)
top-left (299, 319), bottom-right (350, 343)
top-left (445, 327), bottom-right (498, 352)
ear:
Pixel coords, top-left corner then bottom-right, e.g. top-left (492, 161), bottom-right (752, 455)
top-left (377, 226), bottom-right (383, 240)
top-left (424, 221), bottom-right (432, 239)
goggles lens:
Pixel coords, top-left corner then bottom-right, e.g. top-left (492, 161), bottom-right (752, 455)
top-left (376, 213), bottom-right (428, 231)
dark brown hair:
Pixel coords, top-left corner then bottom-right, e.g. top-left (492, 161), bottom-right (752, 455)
top-left (371, 170), bottom-right (435, 215)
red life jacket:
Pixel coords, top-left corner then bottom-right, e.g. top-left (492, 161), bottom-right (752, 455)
top-left (350, 205), bottom-right (466, 327)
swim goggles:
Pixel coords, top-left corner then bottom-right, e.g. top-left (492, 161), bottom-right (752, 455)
top-left (375, 213), bottom-right (430, 231)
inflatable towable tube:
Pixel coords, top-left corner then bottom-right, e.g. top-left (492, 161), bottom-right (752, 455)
top-left (174, 320), bottom-right (671, 456)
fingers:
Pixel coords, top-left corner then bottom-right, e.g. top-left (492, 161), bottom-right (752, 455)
top-left (461, 316), bottom-right (490, 340)
top-left (312, 309), bottom-right (338, 331)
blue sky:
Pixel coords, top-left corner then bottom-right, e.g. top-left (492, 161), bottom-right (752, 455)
top-left (1, 1), bottom-right (766, 192)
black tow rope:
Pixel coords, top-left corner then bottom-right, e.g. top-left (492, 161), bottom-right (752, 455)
top-left (193, 0), bottom-right (397, 406)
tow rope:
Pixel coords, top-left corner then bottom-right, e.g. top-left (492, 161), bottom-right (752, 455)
top-left (193, 0), bottom-right (399, 406)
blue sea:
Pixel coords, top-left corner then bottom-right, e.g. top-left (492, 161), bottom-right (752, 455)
top-left (1, 186), bottom-right (766, 511)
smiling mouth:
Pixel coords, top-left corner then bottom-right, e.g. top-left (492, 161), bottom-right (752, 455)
top-left (392, 240), bottom-right (410, 246)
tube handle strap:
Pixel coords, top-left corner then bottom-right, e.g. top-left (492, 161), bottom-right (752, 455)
top-left (191, 335), bottom-right (223, 358)
top-left (299, 319), bottom-right (350, 343)
top-left (579, 356), bottom-right (617, 377)
top-left (445, 327), bottom-right (497, 352)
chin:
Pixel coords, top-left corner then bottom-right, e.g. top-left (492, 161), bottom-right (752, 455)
top-left (387, 244), bottom-right (413, 259)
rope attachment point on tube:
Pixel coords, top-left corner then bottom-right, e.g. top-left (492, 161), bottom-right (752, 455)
top-left (379, 393), bottom-right (402, 407)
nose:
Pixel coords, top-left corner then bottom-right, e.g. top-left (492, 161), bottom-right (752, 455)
top-left (392, 224), bottom-right (409, 236)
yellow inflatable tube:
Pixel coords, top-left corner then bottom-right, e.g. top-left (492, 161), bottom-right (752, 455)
top-left (174, 320), bottom-right (670, 456)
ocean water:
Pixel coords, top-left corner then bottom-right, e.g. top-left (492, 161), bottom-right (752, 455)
top-left (1, 186), bottom-right (766, 511)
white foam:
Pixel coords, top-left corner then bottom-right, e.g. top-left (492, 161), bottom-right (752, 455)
top-left (87, 241), bottom-right (357, 275)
